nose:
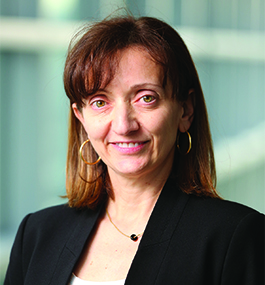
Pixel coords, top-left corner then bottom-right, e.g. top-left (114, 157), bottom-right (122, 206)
top-left (111, 102), bottom-right (139, 135)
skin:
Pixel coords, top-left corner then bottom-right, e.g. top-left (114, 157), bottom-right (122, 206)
top-left (73, 47), bottom-right (193, 187)
top-left (72, 46), bottom-right (194, 281)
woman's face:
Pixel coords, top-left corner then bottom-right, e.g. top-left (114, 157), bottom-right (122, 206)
top-left (73, 47), bottom-right (187, 180)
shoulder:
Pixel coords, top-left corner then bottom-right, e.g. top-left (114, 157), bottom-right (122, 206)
top-left (15, 203), bottom-right (101, 259)
top-left (184, 193), bottom-right (263, 224)
top-left (186, 194), bottom-right (263, 223)
top-left (25, 204), bottom-right (82, 226)
top-left (175, 192), bottom-right (264, 280)
top-left (179, 193), bottom-right (264, 244)
top-left (19, 204), bottom-right (80, 236)
top-left (162, 179), bottom-right (264, 236)
top-left (22, 204), bottom-right (98, 239)
top-left (165, 178), bottom-right (264, 228)
top-left (6, 204), bottom-right (101, 282)
top-left (184, 196), bottom-right (265, 283)
top-left (4, 204), bottom-right (102, 284)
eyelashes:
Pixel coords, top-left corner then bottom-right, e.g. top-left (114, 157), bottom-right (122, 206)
top-left (89, 92), bottom-right (159, 110)
top-left (92, 100), bottom-right (106, 108)
top-left (141, 95), bottom-right (156, 103)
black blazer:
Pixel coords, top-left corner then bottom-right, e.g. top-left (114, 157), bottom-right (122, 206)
top-left (4, 179), bottom-right (265, 284)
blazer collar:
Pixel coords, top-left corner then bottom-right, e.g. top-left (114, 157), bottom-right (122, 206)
top-left (49, 204), bottom-right (103, 284)
top-left (126, 178), bottom-right (190, 284)
top-left (50, 178), bottom-right (189, 284)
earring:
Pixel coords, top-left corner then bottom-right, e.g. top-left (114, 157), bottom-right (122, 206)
top-left (79, 139), bottom-right (101, 165)
top-left (177, 131), bottom-right (192, 155)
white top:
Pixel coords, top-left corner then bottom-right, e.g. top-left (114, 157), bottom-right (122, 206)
top-left (69, 274), bottom-right (126, 285)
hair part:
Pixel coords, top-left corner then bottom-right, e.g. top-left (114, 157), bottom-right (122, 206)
top-left (63, 15), bottom-right (219, 209)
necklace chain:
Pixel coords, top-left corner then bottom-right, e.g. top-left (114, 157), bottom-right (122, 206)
top-left (106, 209), bottom-right (144, 242)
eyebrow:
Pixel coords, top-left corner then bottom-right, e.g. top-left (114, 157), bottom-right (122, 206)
top-left (92, 83), bottom-right (164, 97)
top-left (131, 83), bottom-right (163, 89)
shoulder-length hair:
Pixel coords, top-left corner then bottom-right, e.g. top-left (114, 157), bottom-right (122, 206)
top-left (63, 15), bottom-right (219, 209)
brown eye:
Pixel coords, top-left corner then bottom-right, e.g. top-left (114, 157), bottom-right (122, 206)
top-left (95, 100), bottom-right (106, 108)
top-left (142, 95), bottom-right (154, 103)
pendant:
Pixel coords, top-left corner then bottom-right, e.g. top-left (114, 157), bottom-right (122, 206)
top-left (130, 234), bottom-right (138, 241)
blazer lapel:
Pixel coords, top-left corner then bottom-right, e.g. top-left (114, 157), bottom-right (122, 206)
top-left (48, 179), bottom-right (189, 285)
top-left (49, 205), bottom-right (102, 285)
top-left (126, 179), bottom-right (190, 284)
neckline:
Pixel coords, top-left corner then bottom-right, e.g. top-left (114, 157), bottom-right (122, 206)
top-left (70, 273), bottom-right (126, 284)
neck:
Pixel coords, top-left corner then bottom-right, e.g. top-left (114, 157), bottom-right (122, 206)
top-left (105, 185), bottom-right (162, 240)
top-left (105, 157), bottom-right (173, 234)
top-left (107, 182), bottom-right (163, 219)
top-left (106, 169), bottom-right (170, 223)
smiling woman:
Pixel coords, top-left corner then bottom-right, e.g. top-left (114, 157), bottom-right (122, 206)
top-left (72, 47), bottom-right (184, 186)
top-left (4, 15), bottom-right (264, 285)
top-left (64, 16), bottom-right (217, 210)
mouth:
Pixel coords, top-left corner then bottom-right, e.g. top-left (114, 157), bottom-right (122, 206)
top-left (110, 141), bottom-right (148, 153)
top-left (115, 142), bottom-right (143, 148)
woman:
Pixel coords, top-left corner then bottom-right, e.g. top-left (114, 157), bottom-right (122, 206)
top-left (5, 15), bottom-right (264, 285)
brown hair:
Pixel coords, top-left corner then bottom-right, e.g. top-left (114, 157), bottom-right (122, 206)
top-left (63, 15), bottom-right (219, 209)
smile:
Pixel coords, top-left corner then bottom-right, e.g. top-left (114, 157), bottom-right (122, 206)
top-left (116, 142), bottom-right (142, 148)
top-left (111, 141), bottom-right (147, 154)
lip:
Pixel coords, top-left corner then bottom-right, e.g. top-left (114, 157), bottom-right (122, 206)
top-left (110, 141), bottom-right (148, 154)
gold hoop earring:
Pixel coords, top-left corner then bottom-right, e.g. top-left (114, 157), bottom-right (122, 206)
top-left (177, 131), bottom-right (192, 155)
top-left (79, 139), bottom-right (101, 165)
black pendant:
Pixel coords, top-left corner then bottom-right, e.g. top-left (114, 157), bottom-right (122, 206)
top-left (130, 234), bottom-right (138, 241)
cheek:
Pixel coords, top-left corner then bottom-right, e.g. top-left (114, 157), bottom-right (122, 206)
top-left (152, 109), bottom-right (180, 139)
top-left (83, 116), bottom-right (109, 141)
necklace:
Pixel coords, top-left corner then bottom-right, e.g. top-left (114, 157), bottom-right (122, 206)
top-left (106, 209), bottom-right (144, 242)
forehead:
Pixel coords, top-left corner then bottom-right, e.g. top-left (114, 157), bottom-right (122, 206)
top-left (83, 45), bottom-right (170, 102)
top-left (108, 47), bottom-right (165, 87)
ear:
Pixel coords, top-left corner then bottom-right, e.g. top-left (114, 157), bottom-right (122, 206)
top-left (178, 89), bottom-right (195, 133)
top-left (72, 103), bottom-right (86, 126)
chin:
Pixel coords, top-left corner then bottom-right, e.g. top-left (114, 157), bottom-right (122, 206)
top-left (111, 160), bottom-right (151, 176)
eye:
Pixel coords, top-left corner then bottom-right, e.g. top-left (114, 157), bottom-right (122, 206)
top-left (92, 100), bottom-right (106, 108)
top-left (142, 95), bottom-right (155, 103)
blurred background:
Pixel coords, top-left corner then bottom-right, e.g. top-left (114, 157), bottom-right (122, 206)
top-left (0, 0), bottom-right (264, 281)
